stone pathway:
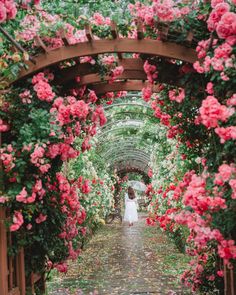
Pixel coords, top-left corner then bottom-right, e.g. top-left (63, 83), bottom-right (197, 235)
top-left (47, 214), bottom-right (192, 295)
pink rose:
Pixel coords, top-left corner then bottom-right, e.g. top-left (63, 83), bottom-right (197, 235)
top-left (211, 0), bottom-right (224, 8)
top-left (216, 12), bottom-right (236, 39)
top-left (217, 270), bottom-right (224, 277)
top-left (206, 82), bottom-right (214, 95)
top-left (199, 96), bottom-right (233, 128)
top-left (16, 187), bottom-right (28, 203)
top-left (10, 211), bottom-right (24, 232)
top-left (218, 164), bottom-right (233, 181)
top-left (0, 196), bottom-right (7, 203)
top-left (35, 213), bottom-right (47, 224)
top-left (0, 3), bottom-right (7, 23)
top-left (142, 87), bottom-right (152, 102)
top-left (229, 179), bottom-right (236, 199)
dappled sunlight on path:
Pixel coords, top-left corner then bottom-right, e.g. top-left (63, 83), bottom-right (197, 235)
top-left (48, 214), bottom-right (191, 295)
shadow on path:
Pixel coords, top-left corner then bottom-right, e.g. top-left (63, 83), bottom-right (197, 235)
top-left (48, 213), bottom-right (192, 295)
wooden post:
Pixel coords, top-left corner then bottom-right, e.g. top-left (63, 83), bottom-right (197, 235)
top-left (34, 35), bottom-right (49, 53)
top-left (0, 207), bottom-right (8, 295)
top-left (85, 24), bottom-right (93, 42)
top-left (110, 21), bottom-right (123, 59)
top-left (17, 249), bottom-right (26, 295)
top-left (136, 19), bottom-right (144, 40)
top-left (0, 130), bottom-right (8, 295)
top-left (224, 263), bottom-right (236, 295)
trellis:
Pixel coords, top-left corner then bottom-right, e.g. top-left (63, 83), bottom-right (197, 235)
top-left (0, 13), bottom-right (235, 295)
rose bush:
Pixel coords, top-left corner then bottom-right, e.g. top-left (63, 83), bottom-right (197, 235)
top-left (0, 0), bottom-right (236, 294)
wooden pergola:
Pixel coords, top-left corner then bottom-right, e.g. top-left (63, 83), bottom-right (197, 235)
top-left (1, 19), bottom-right (235, 295)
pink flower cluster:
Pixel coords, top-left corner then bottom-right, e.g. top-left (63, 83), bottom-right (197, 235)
top-left (91, 106), bottom-right (107, 126)
top-left (215, 126), bottom-right (236, 143)
top-left (81, 180), bottom-right (91, 194)
top-left (19, 15), bottom-right (40, 41)
top-left (19, 90), bottom-right (32, 104)
top-left (109, 66), bottom-right (124, 83)
top-left (88, 90), bottom-right (98, 103)
top-left (199, 96), bottom-right (233, 128)
top-left (152, 100), bottom-right (171, 127)
top-left (10, 211), bottom-right (24, 232)
top-left (91, 12), bottom-right (111, 26)
top-left (51, 96), bottom-right (89, 126)
top-left (33, 73), bottom-right (55, 103)
top-left (147, 161), bottom-right (236, 290)
top-left (183, 174), bottom-right (227, 215)
top-left (214, 164), bottom-right (236, 199)
top-left (35, 213), bottom-right (47, 224)
top-left (16, 180), bottom-right (45, 204)
top-left (51, 173), bottom-right (87, 267)
top-left (129, 0), bottom-right (190, 25)
top-left (194, 40), bottom-right (235, 79)
top-left (30, 144), bottom-right (51, 173)
top-left (54, 262), bottom-right (68, 273)
top-left (101, 55), bottom-right (116, 66)
top-left (0, 0), bottom-right (17, 23)
top-left (16, 187), bottom-right (36, 204)
top-left (169, 88), bottom-right (185, 103)
top-left (143, 61), bottom-right (158, 83)
top-left (142, 87), bottom-right (152, 102)
top-left (207, 2), bottom-right (236, 40)
top-left (63, 24), bottom-right (87, 45)
top-left (0, 145), bottom-right (15, 172)
top-left (0, 119), bottom-right (10, 132)
top-left (47, 143), bottom-right (79, 161)
top-left (167, 125), bottom-right (183, 139)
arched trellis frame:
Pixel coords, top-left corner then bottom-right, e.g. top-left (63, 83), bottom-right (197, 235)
top-left (4, 13), bottom-right (234, 295)
top-left (12, 20), bottom-right (197, 98)
top-left (117, 167), bottom-right (150, 184)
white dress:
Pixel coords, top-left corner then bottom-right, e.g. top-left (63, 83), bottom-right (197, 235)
top-left (124, 194), bottom-right (138, 223)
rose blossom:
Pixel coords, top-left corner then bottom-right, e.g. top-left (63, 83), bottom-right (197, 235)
top-left (216, 12), bottom-right (236, 39)
top-left (142, 87), bottom-right (152, 102)
top-left (199, 96), bottom-right (233, 128)
top-left (0, 3), bottom-right (7, 23)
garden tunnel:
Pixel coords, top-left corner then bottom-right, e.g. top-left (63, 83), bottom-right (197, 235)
top-left (1, 1), bottom-right (236, 294)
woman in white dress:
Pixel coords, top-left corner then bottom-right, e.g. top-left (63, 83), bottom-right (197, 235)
top-left (124, 186), bottom-right (138, 226)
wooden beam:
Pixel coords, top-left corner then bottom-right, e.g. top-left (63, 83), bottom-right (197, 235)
top-left (61, 60), bottom-right (183, 92)
top-left (78, 70), bottom-right (147, 86)
top-left (0, 207), bottom-right (8, 295)
top-left (34, 35), bottom-right (49, 53)
top-left (110, 21), bottom-right (118, 39)
top-left (91, 80), bottom-right (159, 94)
top-left (159, 25), bottom-right (169, 41)
top-left (137, 19), bottom-right (144, 40)
top-left (54, 63), bottom-right (96, 85)
top-left (15, 38), bottom-right (197, 82)
top-left (118, 58), bottom-right (144, 69)
top-left (85, 24), bottom-right (93, 42)
top-left (60, 30), bottom-right (70, 46)
top-left (185, 31), bottom-right (194, 47)
top-left (110, 21), bottom-right (122, 59)
top-left (55, 58), bottom-right (145, 85)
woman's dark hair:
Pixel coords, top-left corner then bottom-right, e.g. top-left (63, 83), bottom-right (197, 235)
top-left (128, 186), bottom-right (135, 199)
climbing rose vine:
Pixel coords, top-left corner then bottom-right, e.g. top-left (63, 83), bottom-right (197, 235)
top-left (0, 0), bottom-right (236, 294)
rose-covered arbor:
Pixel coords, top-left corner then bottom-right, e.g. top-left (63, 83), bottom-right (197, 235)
top-left (1, 0), bottom-right (236, 294)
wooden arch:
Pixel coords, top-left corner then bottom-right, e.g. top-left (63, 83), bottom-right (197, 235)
top-left (1, 18), bottom-right (199, 295)
top-left (18, 39), bottom-right (196, 81)
top-left (14, 21), bottom-right (197, 96)
top-left (3, 14), bottom-right (235, 295)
